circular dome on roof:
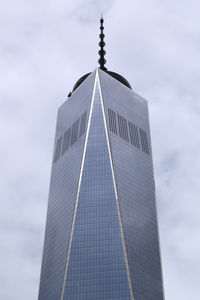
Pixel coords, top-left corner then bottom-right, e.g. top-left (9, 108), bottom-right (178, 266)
top-left (72, 73), bottom-right (91, 92)
top-left (106, 71), bottom-right (132, 89)
top-left (72, 70), bottom-right (132, 93)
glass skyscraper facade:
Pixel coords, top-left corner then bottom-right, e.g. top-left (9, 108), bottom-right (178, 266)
top-left (38, 69), bottom-right (164, 300)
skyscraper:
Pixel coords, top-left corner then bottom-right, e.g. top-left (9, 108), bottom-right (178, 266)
top-left (38, 17), bottom-right (164, 300)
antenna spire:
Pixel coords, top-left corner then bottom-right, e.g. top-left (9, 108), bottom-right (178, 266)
top-left (98, 15), bottom-right (107, 71)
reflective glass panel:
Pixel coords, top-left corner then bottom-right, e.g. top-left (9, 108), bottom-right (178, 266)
top-left (99, 69), bottom-right (164, 300)
top-left (64, 83), bottom-right (131, 300)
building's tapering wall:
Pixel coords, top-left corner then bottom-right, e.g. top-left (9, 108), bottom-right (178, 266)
top-left (99, 70), bottom-right (164, 299)
top-left (38, 69), bottom-right (164, 300)
top-left (38, 72), bottom-right (96, 300)
top-left (63, 77), bottom-right (132, 300)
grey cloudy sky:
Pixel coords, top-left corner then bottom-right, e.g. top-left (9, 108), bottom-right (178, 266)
top-left (0, 0), bottom-right (200, 299)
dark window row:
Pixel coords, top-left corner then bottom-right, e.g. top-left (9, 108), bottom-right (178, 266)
top-left (108, 108), bottom-right (150, 155)
top-left (108, 108), bottom-right (118, 134)
top-left (118, 114), bottom-right (129, 142)
top-left (54, 111), bottom-right (87, 163)
top-left (129, 121), bottom-right (140, 149)
top-left (139, 128), bottom-right (150, 154)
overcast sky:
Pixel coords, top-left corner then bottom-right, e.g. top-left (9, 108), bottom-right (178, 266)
top-left (0, 0), bottom-right (200, 299)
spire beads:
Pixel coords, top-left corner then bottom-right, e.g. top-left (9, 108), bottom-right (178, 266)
top-left (98, 16), bottom-right (107, 71)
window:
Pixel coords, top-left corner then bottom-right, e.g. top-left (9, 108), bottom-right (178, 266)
top-left (139, 128), bottom-right (150, 154)
top-left (108, 108), bottom-right (117, 134)
top-left (128, 122), bottom-right (140, 149)
top-left (70, 119), bottom-right (80, 146)
top-left (61, 127), bottom-right (71, 155)
top-left (79, 111), bottom-right (87, 138)
top-left (54, 136), bottom-right (63, 163)
top-left (117, 114), bottom-right (129, 142)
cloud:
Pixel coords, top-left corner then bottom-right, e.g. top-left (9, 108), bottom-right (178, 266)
top-left (0, 0), bottom-right (200, 299)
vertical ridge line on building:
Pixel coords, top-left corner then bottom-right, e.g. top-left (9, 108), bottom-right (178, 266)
top-left (60, 70), bottom-right (98, 300)
top-left (146, 104), bottom-right (166, 299)
top-left (37, 109), bottom-right (63, 299)
top-left (97, 70), bottom-right (135, 300)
